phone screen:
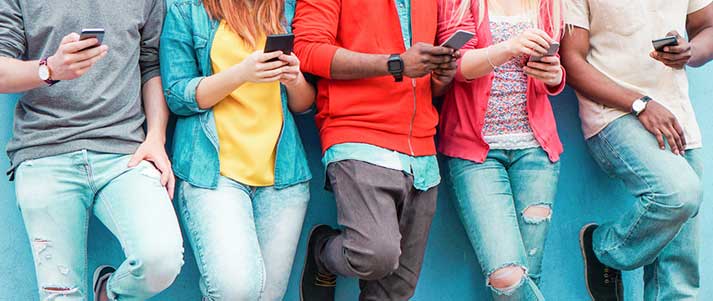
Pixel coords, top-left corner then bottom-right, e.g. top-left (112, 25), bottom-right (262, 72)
top-left (529, 42), bottom-right (560, 62)
top-left (264, 34), bottom-right (294, 62)
top-left (80, 28), bottom-right (105, 50)
top-left (652, 36), bottom-right (678, 52)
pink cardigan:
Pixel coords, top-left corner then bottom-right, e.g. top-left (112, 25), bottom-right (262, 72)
top-left (437, 0), bottom-right (566, 163)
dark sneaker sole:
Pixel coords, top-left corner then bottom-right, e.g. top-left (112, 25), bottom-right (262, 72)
top-left (580, 223), bottom-right (597, 301)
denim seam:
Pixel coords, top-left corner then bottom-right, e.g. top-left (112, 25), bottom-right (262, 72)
top-left (179, 192), bottom-right (216, 296)
top-left (96, 192), bottom-right (133, 283)
top-left (597, 133), bottom-right (655, 252)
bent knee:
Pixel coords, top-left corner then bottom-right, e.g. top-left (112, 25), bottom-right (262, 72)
top-left (488, 265), bottom-right (526, 293)
top-left (130, 248), bottom-right (184, 293)
top-left (206, 281), bottom-right (262, 301)
top-left (347, 240), bottom-right (401, 280)
top-left (655, 174), bottom-right (703, 217)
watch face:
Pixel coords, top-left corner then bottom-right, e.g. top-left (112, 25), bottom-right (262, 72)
top-left (633, 100), bottom-right (645, 112)
top-left (38, 64), bottom-right (50, 81)
top-left (388, 60), bottom-right (402, 72)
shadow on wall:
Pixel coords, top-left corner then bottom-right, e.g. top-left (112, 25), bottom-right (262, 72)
top-left (1, 65), bottom-right (712, 300)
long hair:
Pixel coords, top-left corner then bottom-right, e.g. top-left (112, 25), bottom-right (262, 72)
top-left (451, 0), bottom-right (564, 40)
top-left (203, 0), bottom-right (285, 48)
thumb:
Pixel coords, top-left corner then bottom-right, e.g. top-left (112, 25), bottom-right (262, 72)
top-left (62, 33), bottom-right (80, 45)
top-left (127, 152), bottom-right (143, 168)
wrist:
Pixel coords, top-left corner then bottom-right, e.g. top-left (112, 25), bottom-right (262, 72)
top-left (230, 62), bottom-right (248, 85)
top-left (145, 131), bottom-right (167, 144)
top-left (632, 95), bottom-right (652, 116)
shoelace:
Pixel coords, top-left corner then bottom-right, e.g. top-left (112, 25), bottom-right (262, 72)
top-left (602, 267), bottom-right (620, 285)
top-left (315, 272), bottom-right (337, 287)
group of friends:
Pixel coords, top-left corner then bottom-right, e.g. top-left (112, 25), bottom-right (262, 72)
top-left (1, 0), bottom-right (712, 300)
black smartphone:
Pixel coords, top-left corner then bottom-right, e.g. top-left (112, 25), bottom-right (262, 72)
top-left (440, 30), bottom-right (475, 50)
top-left (529, 42), bottom-right (560, 62)
top-left (264, 33), bottom-right (294, 62)
top-left (79, 28), bottom-right (105, 50)
top-left (652, 36), bottom-right (679, 52)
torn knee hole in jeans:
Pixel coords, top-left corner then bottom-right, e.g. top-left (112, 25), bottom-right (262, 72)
top-left (487, 264), bottom-right (528, 296)
top-left (522, 204), bottom-right (552, 224)
top-left (42, 286), bottom-right (81, 300)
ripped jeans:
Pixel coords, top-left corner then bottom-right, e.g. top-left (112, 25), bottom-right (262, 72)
top-left (14, 150), bottom-right (184, 301)
top-left (447, 147), bottom-right (560, 301)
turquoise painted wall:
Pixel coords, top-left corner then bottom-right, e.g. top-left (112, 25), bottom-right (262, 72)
top-left (1, 64), bottom-right (711, 300)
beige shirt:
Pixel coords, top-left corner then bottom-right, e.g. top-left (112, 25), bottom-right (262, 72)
top-left (565, 0), bottom-right (711, 149)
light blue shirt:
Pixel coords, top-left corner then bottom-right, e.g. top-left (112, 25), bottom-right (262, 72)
top-left (323, 144), bottom-right (440, 191)
top-left (395, 0), bottom-right (412, 49)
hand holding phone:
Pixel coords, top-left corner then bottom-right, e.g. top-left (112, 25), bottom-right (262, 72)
top-left (649, 31), bottom-right (691, 70)
top-left (264, 34), bottom-right (294, 62)
top-left (441, 30), bottom-right (475, 50)
top-left (79, 28), bottom-right (105, 50)
top-left (529, 42), bottom-right (559, 62)
top-left (44, 32), bottom-right (109, 81)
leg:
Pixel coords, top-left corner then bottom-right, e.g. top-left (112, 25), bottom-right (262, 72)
top-left (508, 148), bottom-right (560, 285)
top-left (91, 158), bottom-right (184, 301)
top-left (253, 183), bottom-right (310, 301)
top-left (586, 115), bottom-right (702, 270)
top-left (447, 154), bottom-right (543, 301)
top-left (358, 176), bottom-right (437, 301)
top-left (642, 148), bottom-right (704, 301)
top-left (14, 152), bottom-right (94, 300)
top-left (177, 177), bottom-right (265, 301)
top-left (318, 160), bottom-right (407, 298)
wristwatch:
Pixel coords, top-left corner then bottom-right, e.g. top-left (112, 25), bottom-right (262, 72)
top-left (387, 54), bottom-right (404, 82)
top-left (632, 95), bottom-right (652, 116)
top-left (38, 57), bottom-right (59, 86)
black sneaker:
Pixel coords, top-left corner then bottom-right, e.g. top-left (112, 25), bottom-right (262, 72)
top-left (92, 265), bottom-right (115, 301)
top-left (301, 225), bottom-right (339, 301)
top-left (580, 224), bottom-right (624, 301)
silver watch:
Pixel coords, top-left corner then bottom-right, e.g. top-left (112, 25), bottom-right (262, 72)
top-left (632, 96), bottom-right (652, 116)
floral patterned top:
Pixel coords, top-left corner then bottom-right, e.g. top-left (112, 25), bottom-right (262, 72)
top-left (482, 14), bottom-right (540, 150)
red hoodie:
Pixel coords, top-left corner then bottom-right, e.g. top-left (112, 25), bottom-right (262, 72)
top-left (437, 0), bottom-right (566, 163)
top-left (292, 0), bottom-right (439, 156)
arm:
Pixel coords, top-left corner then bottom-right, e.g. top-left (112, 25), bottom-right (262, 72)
top-left (687, 3), bottom-right (713, 67)
top-left (129, 0), bottom-right (175, 198)
top-left (561, 26), bottom-right (686, 154)
top-left (651, 3), bottom-right (713, 68)
top-left (293, 0), bottom-right (453, 81)
top-left (0, 0), bottom-right (106, 93)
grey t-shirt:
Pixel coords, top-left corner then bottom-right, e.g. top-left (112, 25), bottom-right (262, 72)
top-left (0, 0), bottom-right (165, 174)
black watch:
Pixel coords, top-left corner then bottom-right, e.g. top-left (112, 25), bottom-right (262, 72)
top-left (387, 54), bottom-right (404, 82)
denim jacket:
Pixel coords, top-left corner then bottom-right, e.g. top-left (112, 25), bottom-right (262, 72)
top-left (160, 0), bottom-right (311, 189)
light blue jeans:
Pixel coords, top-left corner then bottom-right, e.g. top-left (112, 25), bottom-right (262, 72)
top-left (448, 147), bottom-right (560, 301)
top-left (178, 176), bottom-right (309, 301)
top-left (14, 150), bottom-right (184, 301)
top-left (587, 115), bottom-right (703, 301)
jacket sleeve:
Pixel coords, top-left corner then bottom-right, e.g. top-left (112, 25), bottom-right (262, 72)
top-left (436, 0), bottom-right (479, 83)
top-left (292, 0), bottom-right (341, 79)
top-left (159, 2), bottom-right (208, 117)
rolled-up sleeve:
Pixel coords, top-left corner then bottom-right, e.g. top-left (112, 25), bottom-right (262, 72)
top-left (159, 2), bottom-right (208, 116)
top-left (0, 0), bottom-right (26, 59)
top-left (139, 0), bottom-right (166, 85)
top-left (292, 0), bottom-right (341, 79)
top-left (566, 0), bottom-right (590, 30)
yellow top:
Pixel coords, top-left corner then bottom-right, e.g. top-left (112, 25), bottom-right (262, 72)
top-left (210, 21), bottom-right (283, 186)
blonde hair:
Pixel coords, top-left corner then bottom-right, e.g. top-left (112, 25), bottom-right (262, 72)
top-left (451, 0), bottom-right (564, 39)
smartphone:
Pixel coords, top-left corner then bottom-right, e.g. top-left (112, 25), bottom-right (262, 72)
top-left (264, 33), bottom-right (294, 62)
top-left (79, 28), bottom-right (105, 50)
top-left (652, 36), bottom-right (679, 52)
top-left (529, 42), bottom-right (560, 62)
top-left (440, 30), bottom-right (475, 50)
